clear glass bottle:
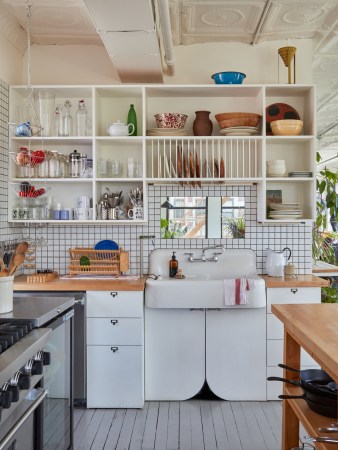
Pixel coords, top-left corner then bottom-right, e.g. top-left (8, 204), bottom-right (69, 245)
top-left (59, 152), bottom-right (65, 178)
top-left (54, 104), bottom-right (64, 136)
top-left (75, 100), bottom-right (88, 136)
top-left (63, 100), bottom-right (73, 136)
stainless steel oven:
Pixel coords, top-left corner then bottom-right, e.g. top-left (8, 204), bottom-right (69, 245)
top-left (11, 293), bottom-right (77, 450)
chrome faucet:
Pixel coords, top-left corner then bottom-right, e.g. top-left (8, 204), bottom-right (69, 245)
top-left (139, 235), bottom-right (155, 276)
top-left (185, 245), bottom-right (225, 263)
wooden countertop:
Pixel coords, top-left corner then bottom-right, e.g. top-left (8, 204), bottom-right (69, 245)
top-left (262, 274), bottom-right (329, 288)
top-left (312, 260), bottom-right (338, 274)
top-left (13, 275), bottom-right (146, 291)
top-left (272, 303), bottom-right (338, 382)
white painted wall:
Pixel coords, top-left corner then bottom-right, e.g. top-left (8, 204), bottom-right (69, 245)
top-left (164, 40), bottom-right (313, 84)
top-left (23, 45), bottom-right (121, 85)
top-left (0, 35), bottom-right (24, 84)
top-left (20, 39), bottom-right (312, 85)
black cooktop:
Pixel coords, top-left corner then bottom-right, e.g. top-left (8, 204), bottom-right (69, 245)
top-left (0, 320), bottom-right (35, 354)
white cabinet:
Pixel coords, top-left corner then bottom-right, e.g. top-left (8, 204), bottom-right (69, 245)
top-left (144, 308), bottom-right (205, 401)
top-left (145, 306), bottom-right (266, 401)
top-left (9, 84), bottom-right (315, 224)
top-left (206, 308), bottom-right (266, 401)
top-left (86, 290), bottom-right (144, 408)
top-left (266, 287), bottom-right (320, 400)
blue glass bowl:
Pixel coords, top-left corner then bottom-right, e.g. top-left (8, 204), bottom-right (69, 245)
top-left (211, 71), bottom-right (246, 84)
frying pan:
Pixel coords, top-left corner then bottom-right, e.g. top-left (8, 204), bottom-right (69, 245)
top-left (279, 392), bottom-right (337, 418)
top-left (278, 363), bottom-right (337, 399)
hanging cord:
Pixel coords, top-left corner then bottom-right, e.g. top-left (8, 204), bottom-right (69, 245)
top-left (26, 2), bottom-right (32, 89)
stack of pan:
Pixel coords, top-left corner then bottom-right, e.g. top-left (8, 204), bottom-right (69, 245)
top-left (267, 363), bottom-right (338, 418)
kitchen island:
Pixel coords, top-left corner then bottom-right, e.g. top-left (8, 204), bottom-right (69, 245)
top-left (272, 303), bottom-right (338, 450)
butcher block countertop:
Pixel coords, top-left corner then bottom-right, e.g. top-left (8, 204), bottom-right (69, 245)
top-left (13, 275), bottom-right (145, 291)
top-left (262, 274), bottom-right (329, 288)
top-left (272, 303), bottom-right (338, 450)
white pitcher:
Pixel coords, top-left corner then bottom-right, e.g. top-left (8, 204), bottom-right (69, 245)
top-left (266, 247), bottom-right (291, 277)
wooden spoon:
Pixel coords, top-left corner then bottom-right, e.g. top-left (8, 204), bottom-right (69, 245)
top-left (8, 252), bottom-right (26, 276)
top-left (8, 241), bottom-right (29, 273)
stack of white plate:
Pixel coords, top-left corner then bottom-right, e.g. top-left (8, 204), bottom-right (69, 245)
top-left (269, 202), bottom-right (302, 219)
top-left (288, 171), bottom-right (312, 178)
top-left (219, 126), bottom-right (259, 136)
top-left (146, 128), bottom-right (189, 136)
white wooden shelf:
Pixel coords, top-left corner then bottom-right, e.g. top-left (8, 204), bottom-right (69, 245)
top-left (8, 83), bottom-right (316, 224)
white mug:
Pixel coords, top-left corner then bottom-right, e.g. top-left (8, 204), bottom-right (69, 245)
top-left (77, 196), bottom-right (90, 209)
top-left (128, 206), bottom-right (143, 220)
top-left (72, 207), bottom-right (91, 220)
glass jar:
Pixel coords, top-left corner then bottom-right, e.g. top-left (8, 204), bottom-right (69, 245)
top-left (49, 150), bottom-right (60, 178)
top-left (37, 150), bottom-right (50, 178)
top-left (59, 152), bottom-right (65, 178)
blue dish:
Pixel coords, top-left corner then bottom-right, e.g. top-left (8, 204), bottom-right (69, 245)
top-left (94, 240), bottom-right (119, 251)
top-left (211, 71), bottom-right (246, 85)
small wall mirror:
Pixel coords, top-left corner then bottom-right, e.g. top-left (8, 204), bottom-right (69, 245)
top-left (160, 196), bottom-right (245, 239)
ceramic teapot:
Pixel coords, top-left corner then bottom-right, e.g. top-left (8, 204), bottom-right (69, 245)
top-left (107, 120), bottom-right (135, 136)
top-left (265, 247), bottom-right (291, 277)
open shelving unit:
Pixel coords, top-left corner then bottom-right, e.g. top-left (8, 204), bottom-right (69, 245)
top-left (8, 84), bottom-right (316, 224)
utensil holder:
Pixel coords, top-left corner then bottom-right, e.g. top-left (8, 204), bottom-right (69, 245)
top-left (0, 276), bottom-right (14, 313)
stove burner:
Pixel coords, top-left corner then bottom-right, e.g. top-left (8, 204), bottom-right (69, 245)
top-left (0, 320), bottom-right (35, 354)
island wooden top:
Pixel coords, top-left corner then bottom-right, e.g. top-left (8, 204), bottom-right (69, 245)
top-left (262, 274), bottom-right (329, 288)
top-left (312, 260), bottom-right (338, 274)
top-left (271, 303), bottom-right (338, 382)
top-left (13, 275), bottom-right (146, 292)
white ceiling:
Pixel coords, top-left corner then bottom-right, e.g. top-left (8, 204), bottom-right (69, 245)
top-left (1, 0), bottom-right (338, 163)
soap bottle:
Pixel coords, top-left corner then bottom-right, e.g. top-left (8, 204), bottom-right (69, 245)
top-left (169, 252), bottom-right (178, 278)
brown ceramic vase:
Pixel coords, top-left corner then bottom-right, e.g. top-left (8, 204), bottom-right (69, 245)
top-left (193, 110), bottom-right (213, 136)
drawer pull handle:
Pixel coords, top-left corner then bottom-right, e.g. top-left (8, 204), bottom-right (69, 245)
top-left (111, 347), bottom-right (118, 353)
top-left (110, 292), bottom-right (118, 298)
top-left (291, 288), bottom-right (298, 294)
top-left (111, 319), bottom-right (118, 325)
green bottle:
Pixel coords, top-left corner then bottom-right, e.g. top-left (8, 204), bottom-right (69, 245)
top-left (127, 104), bottom-right (137, 136)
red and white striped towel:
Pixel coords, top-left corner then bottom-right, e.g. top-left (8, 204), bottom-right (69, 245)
top-left (223, 278), bottom-right (256, 305)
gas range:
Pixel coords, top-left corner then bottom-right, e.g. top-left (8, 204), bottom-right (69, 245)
top-left (0, 318), bottom-right (51, 447)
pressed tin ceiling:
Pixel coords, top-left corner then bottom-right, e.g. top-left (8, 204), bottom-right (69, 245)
top-left (1, 0), bottom-right (338, 160)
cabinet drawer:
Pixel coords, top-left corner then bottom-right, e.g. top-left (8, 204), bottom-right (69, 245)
top-left (267, 340), bottom-right (318, 367)
top-left (87, 345), bottom-right (144, 408)
top-left (266, 287), bottom-right (320, 313)
top-left (87, 318), bottom-right (143, 345)
top-left (86, 291), bottom-right (143, 317)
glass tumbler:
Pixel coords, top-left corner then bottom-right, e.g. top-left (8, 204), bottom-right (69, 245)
top-left (34, 91), bottom-right (56, 137)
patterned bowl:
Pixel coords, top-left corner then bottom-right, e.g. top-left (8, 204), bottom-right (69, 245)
top-left (154, 113), bottom-right (188, 129)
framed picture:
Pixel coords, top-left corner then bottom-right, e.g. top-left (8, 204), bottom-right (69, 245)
top-left (266, 190), bottom-right (282, 216)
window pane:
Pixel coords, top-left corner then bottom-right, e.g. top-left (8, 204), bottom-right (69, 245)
top-left (168, 208), bottom-right (206, 238)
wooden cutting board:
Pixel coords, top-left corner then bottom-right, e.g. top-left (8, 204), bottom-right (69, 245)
top-left (26, 271), bottom-right (58, 283)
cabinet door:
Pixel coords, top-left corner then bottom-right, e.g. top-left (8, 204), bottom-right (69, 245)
top-left (87, 318), bottom-right (143, 345)
top-left (86, 291), bottom-right (143, 317)
top-left (144, 308), bottom-right (205, 401)
top-left (86, 345), bottom-right (143, 408)
top-left (206, 308), bottom-right (266, 401)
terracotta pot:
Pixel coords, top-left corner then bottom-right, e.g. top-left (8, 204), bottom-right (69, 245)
top-left (193, 110), bottom-right (213, 136)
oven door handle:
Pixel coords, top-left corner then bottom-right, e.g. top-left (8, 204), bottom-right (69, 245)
top-left (0, 388), bottom-right (47, 450)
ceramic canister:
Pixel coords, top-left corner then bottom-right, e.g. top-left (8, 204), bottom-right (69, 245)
top-left (0, 276), bottom-right (14, 313)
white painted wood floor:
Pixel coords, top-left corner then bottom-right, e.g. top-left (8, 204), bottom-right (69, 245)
top-left (74, 400), bottom-right (285, 450)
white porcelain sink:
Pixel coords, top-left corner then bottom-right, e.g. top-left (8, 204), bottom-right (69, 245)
top-left (145, 249), bottom-right (265, 309)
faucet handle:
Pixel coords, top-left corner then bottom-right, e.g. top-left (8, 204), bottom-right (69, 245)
top-left (184, 252), bottom-right (193, 256)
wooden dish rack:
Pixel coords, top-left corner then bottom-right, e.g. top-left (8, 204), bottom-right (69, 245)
top-left (68, 248), bottom-right (129, 276)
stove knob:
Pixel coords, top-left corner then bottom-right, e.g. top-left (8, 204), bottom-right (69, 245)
top-left (9, 385), bottom-right (19, 403)
top-left (18, 373), bottom-right (30, 390)
top-left (42, 351), bottom-right (51, 366)
top-left (31, 360), bottom-right (43, 375)
top-left (0, 385), bottom-right (12, 409)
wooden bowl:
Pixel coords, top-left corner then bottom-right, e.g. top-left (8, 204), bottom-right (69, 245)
top-left (215, 112), bottom-right (261, 122)
top-left (217, 117), bottom-right (261, 129)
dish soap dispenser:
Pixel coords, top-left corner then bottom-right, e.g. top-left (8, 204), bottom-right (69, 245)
top-left (169, 252), bottom-right (178, 278)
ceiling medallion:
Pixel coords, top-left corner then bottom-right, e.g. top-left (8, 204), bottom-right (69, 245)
top-left (282, 7), bottom-right (325, 26)
top-left (200, 8), bottom-right (244, 27)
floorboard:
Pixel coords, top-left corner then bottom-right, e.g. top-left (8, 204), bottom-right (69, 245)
top-left (74, 400), bottom-right (284, 450)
